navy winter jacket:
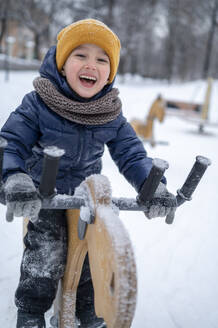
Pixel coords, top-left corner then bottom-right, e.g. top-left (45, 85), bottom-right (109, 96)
top-left (0, 46), bottom-right (155, 195)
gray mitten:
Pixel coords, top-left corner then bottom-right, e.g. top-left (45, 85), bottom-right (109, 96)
top-left (4, 173), bottom-right (42, 222)
top-left (141, 182), bottom-right (177, 219)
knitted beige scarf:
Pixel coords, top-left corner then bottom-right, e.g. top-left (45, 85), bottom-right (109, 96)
top-left (33, 77), bottom-right (122, 125)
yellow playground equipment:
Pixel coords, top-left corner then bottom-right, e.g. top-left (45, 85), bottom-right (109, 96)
top-left (131, 78), bottom-right (215, 145)
top-left (165, 77), bottom-right (214, 133)
top-left (130, 95), bottom-right (166, 147)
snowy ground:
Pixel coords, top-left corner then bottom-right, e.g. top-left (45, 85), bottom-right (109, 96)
top-left (0, 71), bottom-right (218, 327)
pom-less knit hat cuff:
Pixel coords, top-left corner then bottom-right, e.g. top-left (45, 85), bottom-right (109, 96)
top-left (56, 19), bottom-right (121, 83)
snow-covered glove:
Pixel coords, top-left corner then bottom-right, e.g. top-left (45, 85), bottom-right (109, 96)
top-left (139, 182), bottom-right (177, 219)
top-left (4, 173), bottom-right (42, 222)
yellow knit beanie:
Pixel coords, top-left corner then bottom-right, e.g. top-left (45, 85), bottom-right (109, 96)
top-left (56, 19), bottom-right (121, 83)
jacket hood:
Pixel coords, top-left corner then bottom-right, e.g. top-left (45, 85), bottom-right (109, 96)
top-left (39, 46), bottom-right (115, 102)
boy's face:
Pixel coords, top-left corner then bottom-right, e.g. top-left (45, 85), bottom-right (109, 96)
top-left (62, 43), bottom-right (110, 98)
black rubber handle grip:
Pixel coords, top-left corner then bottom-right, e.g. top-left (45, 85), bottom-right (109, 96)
top-left (138, 158), bottom-right (169, 204)
top-left (39, 146), bottom-right (65, 198)
top-left (165, 155), bottom-right (211, 224)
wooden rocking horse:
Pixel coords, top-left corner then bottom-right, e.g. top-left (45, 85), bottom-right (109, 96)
top-left (53, 175), bottom-right (137, 328)
top-left (23, 179), bottom-right (137, 328)
top-left (130, 95), bottom-right (166, 147)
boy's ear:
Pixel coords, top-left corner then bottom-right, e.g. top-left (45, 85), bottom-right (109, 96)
top-left (61, 67), bottom-right (66, 76)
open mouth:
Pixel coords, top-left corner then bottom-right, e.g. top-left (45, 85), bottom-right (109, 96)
top-left (79, 75), bottom-right (97, 87)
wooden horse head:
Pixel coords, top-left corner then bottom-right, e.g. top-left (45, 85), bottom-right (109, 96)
top-left (59, 175), bottom-right (137, 328)
top-left (130, 94), bottom-right (166, 145)
top-left (148, 95), bottom-right (166, 123)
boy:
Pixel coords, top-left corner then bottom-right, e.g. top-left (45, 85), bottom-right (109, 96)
top-left (0, 19), bottom-right (176, 328)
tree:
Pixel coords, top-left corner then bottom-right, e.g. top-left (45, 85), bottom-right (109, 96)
top-left (202, 0), bottom-right (218, 78)
top-left (0, 0), bottom-right (11, 53)
top-left (11, 0), bottom-right (59, 59)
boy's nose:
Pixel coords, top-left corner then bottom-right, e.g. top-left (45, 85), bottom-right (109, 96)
top-left (84, 61), bottom-right (96, 70)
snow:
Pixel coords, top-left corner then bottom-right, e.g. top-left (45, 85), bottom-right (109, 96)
top-left (43, 146), bottom-right (65, 158)
top-left (152, 158), bottom-right (169, 171)
top-left (0, 136), bottom-right (8, 148)
top-left (61, 291), bottom-right (77, 328)
top-left (97, 204), bottom-right (137, 325)
top-left (79, 206), bottom-right (91, 223)
top-left (0, 71), bottom-right (218, 327)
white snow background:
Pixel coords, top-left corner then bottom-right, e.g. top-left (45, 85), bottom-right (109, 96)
top-left (0, 71), bottom-right (218, 328)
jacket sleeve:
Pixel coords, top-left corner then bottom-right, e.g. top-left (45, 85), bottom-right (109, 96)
top-left (107, 118), bottom-right (166, 192)
top-left (0, 92), bottom-right (40, 181)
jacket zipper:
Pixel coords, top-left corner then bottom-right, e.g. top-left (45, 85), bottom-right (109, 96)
top-left (75, 126), bottom-right (84, 166)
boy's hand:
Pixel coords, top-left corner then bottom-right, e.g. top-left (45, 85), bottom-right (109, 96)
top-left (4, 173), bottom-right (41, 222)
top-left (139, 182), bottom-right (177, 219)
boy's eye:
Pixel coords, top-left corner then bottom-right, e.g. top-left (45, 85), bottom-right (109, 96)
top-left (98, 58), bottom-right (109, 63)
top-left (75, 54), bottom-right (86, 58)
